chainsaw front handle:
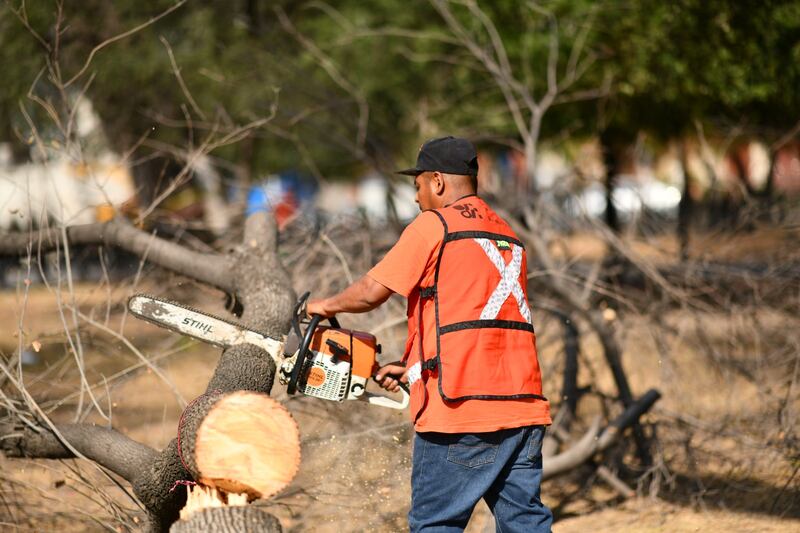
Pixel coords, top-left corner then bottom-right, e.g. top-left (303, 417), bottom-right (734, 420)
top-left (286, 311), bottom-right (339, 395)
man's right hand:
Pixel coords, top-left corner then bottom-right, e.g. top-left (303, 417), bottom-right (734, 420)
top-left (374, 362), bottom-right (408, 393)
top-left (306, 298), bottom-right (333, 318)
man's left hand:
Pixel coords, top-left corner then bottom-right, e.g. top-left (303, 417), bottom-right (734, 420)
top-left (375, 362), bottom-right (408, 393)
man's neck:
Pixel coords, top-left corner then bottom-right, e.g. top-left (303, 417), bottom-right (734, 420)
top-left (437, 189), bottom-right (477, 208)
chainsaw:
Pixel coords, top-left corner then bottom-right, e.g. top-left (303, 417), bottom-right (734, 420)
top-left (127, 292), bottom-right (409, 410)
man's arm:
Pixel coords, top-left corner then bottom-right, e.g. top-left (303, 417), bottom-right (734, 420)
top-left (306, 275), bottom-right (393, 318)
top-left (307, 277), bottom-right (405, 389)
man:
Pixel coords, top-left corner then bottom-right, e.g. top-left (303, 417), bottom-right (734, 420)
top-left (307, 136), bottom-right (552, 532)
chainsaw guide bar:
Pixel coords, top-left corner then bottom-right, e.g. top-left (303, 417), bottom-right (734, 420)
top-left (127, 294), bottom-right (285, 362)
top-left (127, 293), bottom-right (409, 410)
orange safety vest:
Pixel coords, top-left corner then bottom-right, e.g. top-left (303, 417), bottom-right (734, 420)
top-left (409, 196), bottom-right (546, 405)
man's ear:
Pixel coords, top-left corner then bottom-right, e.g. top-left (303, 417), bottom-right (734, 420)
top-left (432, 171), bottom-right (446, 195)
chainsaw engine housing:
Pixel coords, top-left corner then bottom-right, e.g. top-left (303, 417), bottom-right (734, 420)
top-left (296, 326), bottom-right (379, 402)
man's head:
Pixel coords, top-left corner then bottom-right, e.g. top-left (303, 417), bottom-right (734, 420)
top-left (398, 136), bottom-right (479, 211)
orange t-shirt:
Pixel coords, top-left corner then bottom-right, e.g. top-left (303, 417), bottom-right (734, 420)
top-left (368, 205), bottom-right (551, 433)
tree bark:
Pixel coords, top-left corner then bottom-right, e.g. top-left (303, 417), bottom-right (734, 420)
top-left (677, 140), bottom-right (694, 261)
top-left (600, 129), bottom-right (623, 233)
top-left (171, 506), bottom-right (282, 533)
top-left (0, 423), bottom-right (157, 483)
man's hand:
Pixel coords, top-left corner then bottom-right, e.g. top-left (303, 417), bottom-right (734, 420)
top-left (306, 298), bottom-right (333, 318)
top-left (374, 361), bottom-right (408, 393)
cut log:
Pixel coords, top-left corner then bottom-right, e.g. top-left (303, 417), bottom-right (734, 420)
top-left (171, 486), bottom-right (282, 532)
top-left (178, 391), bottom-right (300, 500)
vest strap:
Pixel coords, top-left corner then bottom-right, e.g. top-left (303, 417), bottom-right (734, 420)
top-left (439, 319), bottom-right (534, 334)
top-left (405, 357), bottom-right (439, 386)
top-left (421, 356), bottom-right (439, 371)
top-left (419, 286), bottom-right (436, 299)
top-left (445, 230), bottom-right (524, 248)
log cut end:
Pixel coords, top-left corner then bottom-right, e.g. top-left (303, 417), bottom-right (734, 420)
top-left (179, 485), bottom-right (247, 521)
top-left (194, 391), bottom-right (300, 500)
top-left (172, 485), bottom-right (282, 532)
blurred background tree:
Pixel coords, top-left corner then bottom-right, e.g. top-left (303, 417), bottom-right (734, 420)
top-left (1, 0), bottom-right (798, 200)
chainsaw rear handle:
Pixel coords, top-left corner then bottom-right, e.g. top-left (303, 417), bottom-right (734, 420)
top-left (286, 311), bottom-right (340, 395)
top-left (373, 373), bottom-right (410, 395)
top-left (365, 385), bottom-right (410, 410)
top-left (366, 368), bottom-right (410, 409)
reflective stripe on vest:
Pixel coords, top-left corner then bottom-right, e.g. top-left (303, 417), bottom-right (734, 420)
top-left (406, 361), bottom-right (422, 385)
top-left (473, 238), bottom-right (532, 324)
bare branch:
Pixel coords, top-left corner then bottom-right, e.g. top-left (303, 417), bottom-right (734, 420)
top-left (5, 0), bottom-right (51, 52)
top-left (65, 0), bottom-right (188, 87)
top-left (72, 308), bottom-right (187, 408)
top-left (431, 0), bottom-right (530, 140)
top-left (543, 389), bottom-right (661, 479)
top-left (0, 219), bottom-right (235, 293)
top-left (527, 1), bottom-right (559, 103)
top-left (770, 117), bottom-right (800, 152)
top-left (320, 233), bottom-right (354, 284)
top-left (1, 423), bottom-right (157, 484)
top-left (160, 36), bottom-right (207, 121)
top-left (275, 5), bottom-right (369, 154)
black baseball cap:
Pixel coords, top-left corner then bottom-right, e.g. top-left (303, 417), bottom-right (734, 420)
top-left (397, 136), bottom-right (479, 177)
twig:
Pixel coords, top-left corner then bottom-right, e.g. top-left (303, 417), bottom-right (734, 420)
top-left (320, 232), bottom-right (354, 284)
top-left (65, 0), bottom-right (188, 87)
top-left (596, 465), bottom-right (635, 498)
top-left (73, 308), bottom-right (187, 408)
top-left (159, 35), bottom-right (207, 121)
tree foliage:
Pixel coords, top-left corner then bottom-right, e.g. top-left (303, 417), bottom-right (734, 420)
top-left (1, 0), bottom-right (798, 179)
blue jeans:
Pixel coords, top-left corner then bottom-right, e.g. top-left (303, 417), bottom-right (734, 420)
top-left (409, 425), bottom-right (552, 533)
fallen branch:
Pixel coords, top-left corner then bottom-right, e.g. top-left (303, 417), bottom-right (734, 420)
top-left (543, 389), bottom-right (661, 480)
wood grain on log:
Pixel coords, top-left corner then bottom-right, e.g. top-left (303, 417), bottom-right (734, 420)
top-left (178, 391), bottom-right (300, 501)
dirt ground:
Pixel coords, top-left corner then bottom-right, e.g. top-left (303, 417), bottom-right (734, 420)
top-left (1, 227), bottom-right (799, 532)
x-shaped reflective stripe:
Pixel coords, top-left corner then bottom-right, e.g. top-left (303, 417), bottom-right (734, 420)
top-left (406, 361), bottom-right (422, 385)
top-left (474, 239), bottom-right (532, 324)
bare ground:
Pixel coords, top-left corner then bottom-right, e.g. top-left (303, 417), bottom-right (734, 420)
top-left (1, 227), bottom-right (799, 532)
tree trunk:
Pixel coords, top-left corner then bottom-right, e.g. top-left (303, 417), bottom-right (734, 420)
top-left (171, 505), bottom-right (282, 533)
top-left (678, 140), bottom-right (694, 261)
top-left (600, 129), bottom-right (623, 233)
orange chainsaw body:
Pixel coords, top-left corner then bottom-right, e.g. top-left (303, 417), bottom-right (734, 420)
top-left (308, 326), bottom-right (379, 379)
top-left (299, 326), bottom-right (381, 402)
